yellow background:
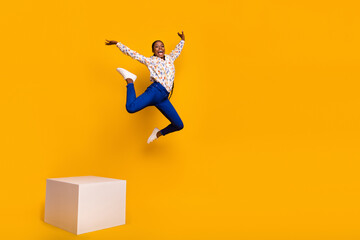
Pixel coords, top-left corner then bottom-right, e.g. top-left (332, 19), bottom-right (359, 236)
top-left (1, 0), bottom-right (360, 239)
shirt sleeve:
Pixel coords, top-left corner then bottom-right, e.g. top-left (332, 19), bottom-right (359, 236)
top-left (116, 42), bottom-right (149, 65)
top-left (169, 40), bottom-right (185, 61)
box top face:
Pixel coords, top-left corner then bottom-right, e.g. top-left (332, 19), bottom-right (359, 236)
top-left (47, 176), bottom-right (124, 185)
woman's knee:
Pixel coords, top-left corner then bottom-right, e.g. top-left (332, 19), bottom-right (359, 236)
top-left (126, 104), bottom-right (137, 114)
top-left (176, 121), bottom-right (184, 131)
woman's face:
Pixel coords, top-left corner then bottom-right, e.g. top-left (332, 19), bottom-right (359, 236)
top-left (153, 41), bottom-right (165, 58)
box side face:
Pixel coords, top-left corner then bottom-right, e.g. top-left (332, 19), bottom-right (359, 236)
top-left (44, 180), bottom-right (79, 234)
top-left (77, 181), bottom-right (126, 234)
top-left (48, 176), bottom-right (123, 184)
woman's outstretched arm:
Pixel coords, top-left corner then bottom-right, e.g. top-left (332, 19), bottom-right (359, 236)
top-left (106, 39), bottom-right (149, 65)
top-left (169, 31), bottom-right (185, 61)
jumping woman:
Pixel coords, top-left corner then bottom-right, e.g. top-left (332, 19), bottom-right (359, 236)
top-left (105, 31), bottom-right (185, 144)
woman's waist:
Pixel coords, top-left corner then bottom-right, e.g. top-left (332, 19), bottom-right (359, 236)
top-left (150, 75), bottom-right (174, 83)
top-left (150, 78), bottom-right (171, 94)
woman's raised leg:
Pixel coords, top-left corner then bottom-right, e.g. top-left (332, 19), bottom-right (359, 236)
top-left (126, 82), bottom-right (155, 113)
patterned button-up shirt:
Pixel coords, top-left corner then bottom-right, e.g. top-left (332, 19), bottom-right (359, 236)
top-left (116, 40), bottom-right (185, 93)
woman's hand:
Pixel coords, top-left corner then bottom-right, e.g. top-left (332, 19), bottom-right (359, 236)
top-left (105, 39), bottom-right (118, 45)
top-left (177, 31), bottom-right (185, 41)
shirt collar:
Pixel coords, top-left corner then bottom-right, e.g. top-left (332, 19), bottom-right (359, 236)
top-left (151, 55), bottom-right (167, 61)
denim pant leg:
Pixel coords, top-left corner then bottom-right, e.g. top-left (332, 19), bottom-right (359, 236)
top-left (155, 99), bottom-right (184, 136)
top-left (126, 83), bottom-right (158, 113)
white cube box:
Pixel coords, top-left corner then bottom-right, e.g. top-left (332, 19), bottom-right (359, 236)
top-left (44, 176), bottom-right (126, 235)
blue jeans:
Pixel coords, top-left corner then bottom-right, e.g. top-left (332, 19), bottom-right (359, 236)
top-left (126, 82), bottom-right (184, 136)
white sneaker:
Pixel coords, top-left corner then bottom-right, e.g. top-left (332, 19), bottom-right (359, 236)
top-left (116, 68), bottom-right (137, 82)
top-left (147, 128), bottom-right (160, 144)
